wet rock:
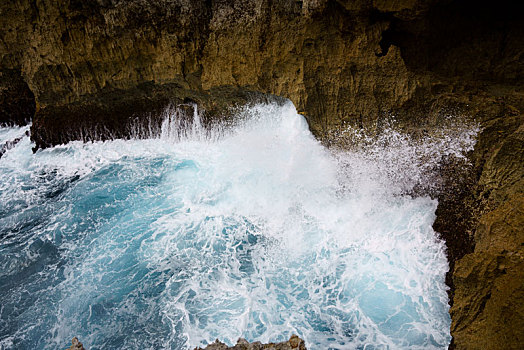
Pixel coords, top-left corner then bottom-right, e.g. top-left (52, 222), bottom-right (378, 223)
top-left (195, 335), bottom-right (306, 350)
top-left (0, 130), bottom-right (29, 159)
top-left (66, 337), bottom-right (85, 350)
top-left (445, 112), bottom-right (524, 349)
top-left (30, 84), bottom-right (281, 151)
top-left (0, 69), bottom-right (35, 126)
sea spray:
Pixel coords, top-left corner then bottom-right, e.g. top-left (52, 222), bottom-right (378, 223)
top-left (0, 102), bottom-right (478, 349)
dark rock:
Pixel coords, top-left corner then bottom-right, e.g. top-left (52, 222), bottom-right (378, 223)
top-left (30, 84), bottom-right (282, 150)
top-left (0, 130), bottom-right (29, 158)
top-left (0, 69), bottom-right (36, 126)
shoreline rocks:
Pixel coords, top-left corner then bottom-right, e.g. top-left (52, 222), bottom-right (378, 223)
top-left (66, 337), bottom-right (85, 350)
top-left (195, 335), bottom-right (306, 350)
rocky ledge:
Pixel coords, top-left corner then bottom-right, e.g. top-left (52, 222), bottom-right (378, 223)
top-left (66, 337), bottom-right (85, 350)
top-left (1, 0), bottom-right (523, 348)
top-left (196, 335), bottom-right (306, 350)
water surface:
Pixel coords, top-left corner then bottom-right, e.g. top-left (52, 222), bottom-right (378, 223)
top-left (0, 103), bottom-right (476, 349)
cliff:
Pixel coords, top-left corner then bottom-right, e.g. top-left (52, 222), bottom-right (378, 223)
top-left (1, 0), bottom-right (523, 348)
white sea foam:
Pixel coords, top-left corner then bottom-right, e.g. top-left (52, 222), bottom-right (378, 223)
top-left (0, 102), bottom-right (478, 349)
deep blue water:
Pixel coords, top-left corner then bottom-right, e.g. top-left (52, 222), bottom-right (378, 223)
top-left (0, 103), bottom-right (475, 349)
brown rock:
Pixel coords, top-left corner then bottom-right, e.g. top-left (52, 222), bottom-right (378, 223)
top-left (1, 0), bottom-right (421, 149)
top-left (195, 335), bottom-right (306, 350)
top-left (66, 337), bottom-right (85, 350)
top-left (445, 112), bottom-right (524, 349)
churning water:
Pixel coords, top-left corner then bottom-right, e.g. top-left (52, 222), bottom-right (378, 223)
top-left (0, 102), bottom-right (478, 349)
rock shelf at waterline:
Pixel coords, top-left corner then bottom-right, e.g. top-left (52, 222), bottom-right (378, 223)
top-left (0, 102), bottom-right (479, 349)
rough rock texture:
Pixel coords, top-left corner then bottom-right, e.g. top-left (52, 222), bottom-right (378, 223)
top-left (1, 0), bottom-right (425, 148)
top-left (196, 335), bottom-right (306, 350)
top-left (66, 337), bottom-right (85, 350)
top-left (0, 69), bottom-right (35, 126)
top-left (443, 102), bottom-right (524, 349)
top-left (1, 0), bottom-right (523, 349)
top-left (431, 90), bottom-right (524, 349)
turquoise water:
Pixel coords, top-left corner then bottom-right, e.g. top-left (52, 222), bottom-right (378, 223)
top-left (0, 103), bottom-right (476, 349)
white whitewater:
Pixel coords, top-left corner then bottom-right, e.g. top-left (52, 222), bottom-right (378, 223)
top-left (0, 102), bottom-right (479, 349)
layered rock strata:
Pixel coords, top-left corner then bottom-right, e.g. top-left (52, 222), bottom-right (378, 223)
top-left (1, 0), bottom-right (523, 348)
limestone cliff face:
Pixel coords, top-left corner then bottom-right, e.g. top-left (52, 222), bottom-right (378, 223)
top-left (1, 0), bottom-right (523, 349)
top-left (430, 88), bottom-right (524, 349)
top-left (1, 0), bottom-right (420, 146)
top-left (446, 101), bottom-right (523, 349)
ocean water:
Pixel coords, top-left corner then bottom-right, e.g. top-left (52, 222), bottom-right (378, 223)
top-left (0, 102), bottom-right (478, 349)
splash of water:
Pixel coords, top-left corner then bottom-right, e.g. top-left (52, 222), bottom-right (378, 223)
top-left (0, 102), bottom-right (477, 349)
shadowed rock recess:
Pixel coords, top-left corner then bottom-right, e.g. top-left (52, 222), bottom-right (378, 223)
top-left (0, 0), bottom-right (522, 349)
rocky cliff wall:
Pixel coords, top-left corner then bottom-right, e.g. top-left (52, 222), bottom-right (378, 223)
top-left (2, 0), bottom-right (422, 147)
top-left (1, 0), bottom-right (523, 349)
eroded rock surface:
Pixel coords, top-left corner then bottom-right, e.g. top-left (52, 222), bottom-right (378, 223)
top-left (0, 69), bottom-right (35, 126)
top-left (196, 335), bottom-right (306, 350)
top-left (446, 108), bottom-right (524, 349)
top-left (66, 337), bottom-right (85, 350)
top-left (1, 0), bottom-right (425, 148)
